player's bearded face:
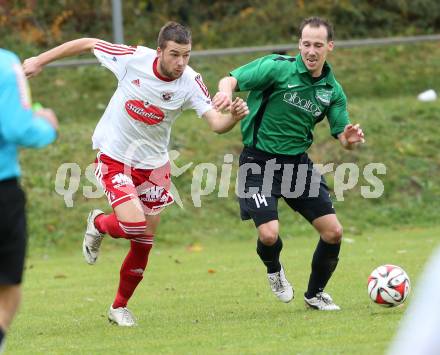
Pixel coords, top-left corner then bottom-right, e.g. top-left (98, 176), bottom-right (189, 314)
top-left (157, 41), bottom-right (191, 80)
top-left (299, 25), bottom-right (334, 77)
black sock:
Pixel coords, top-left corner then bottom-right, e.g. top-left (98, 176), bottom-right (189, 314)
top-left (256, 236), bottom-right (283, 274)
top-left (0, 327), bottom-right (5, 350)
top-left (305, 237), bottom-right (341, 298)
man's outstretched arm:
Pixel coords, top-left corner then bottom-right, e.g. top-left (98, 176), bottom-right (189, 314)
top-left (23, 38), bottom-right (100, 78)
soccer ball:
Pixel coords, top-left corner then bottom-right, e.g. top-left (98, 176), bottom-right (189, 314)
top-left (367, 264), bottom-right (410, 307)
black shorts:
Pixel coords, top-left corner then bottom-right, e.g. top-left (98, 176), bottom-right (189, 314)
top-left (0, 178), bottom-right (27, 285)
top-left (237, 147), bottom-right (335, 227)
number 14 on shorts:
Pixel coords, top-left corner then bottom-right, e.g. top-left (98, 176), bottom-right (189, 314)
top-left (252, 193), bottom-right (268, 208)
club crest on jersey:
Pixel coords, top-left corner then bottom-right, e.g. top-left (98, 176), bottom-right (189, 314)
top-left (161, 91), bottom-right (173, 101)
top-left (315, 89), bottom-right (333, 105)
top-left (125, 100), bottom-right (165, 125)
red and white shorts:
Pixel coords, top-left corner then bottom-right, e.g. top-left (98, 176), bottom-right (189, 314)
top-left (94, 152), bottom-right (174, 215)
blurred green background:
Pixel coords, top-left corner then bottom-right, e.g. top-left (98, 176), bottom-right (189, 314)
top-left (1, 1), bottom-right (439, 251)
top-left (3, 0), bottom-right (440, 53)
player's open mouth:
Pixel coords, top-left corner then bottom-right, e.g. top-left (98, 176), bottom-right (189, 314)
top-left (306, 58), bottom-right (317, 65)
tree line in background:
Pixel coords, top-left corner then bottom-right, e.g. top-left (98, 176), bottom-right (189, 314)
top-left (2, 0), bottom-right (440, 52)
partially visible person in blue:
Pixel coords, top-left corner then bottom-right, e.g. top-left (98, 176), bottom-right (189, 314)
top-left (0, 48), bottom-right (58, 352)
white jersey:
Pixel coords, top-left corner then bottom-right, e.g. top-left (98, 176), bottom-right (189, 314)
top-left (92, 40), bottom-right (212, 169)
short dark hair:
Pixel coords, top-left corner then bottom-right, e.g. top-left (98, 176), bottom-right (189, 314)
top-left (157, 21), bottom-right (192, 49)
top-left (298, 17), bottom-right (334, 42)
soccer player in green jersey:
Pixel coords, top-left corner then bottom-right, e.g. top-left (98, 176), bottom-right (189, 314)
top-left (213, 17), bottom-right (364, 310)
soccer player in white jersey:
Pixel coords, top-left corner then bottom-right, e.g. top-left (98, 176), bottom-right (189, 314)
top-left (23, 22), bottom-right (249, 326)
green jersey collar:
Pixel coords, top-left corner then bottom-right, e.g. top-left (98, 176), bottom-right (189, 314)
top-left (295, 54), bottom-right (336, 87)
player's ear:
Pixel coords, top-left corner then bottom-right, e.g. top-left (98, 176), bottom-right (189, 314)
top-left (327, 41), bottom-right (334, 52)
top-left (156, 47), bottom-right (162, 57)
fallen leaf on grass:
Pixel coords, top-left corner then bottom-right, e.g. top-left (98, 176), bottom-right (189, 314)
top-left (186, 243), bottom-right (203, 252)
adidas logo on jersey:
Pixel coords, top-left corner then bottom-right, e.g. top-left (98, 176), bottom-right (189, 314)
top-left (131, 79), bottom-right (140, 87)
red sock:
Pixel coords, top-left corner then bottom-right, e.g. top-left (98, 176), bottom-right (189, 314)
top-left (95, 213), bottom-right (146, 239)
top-left (112, 238), bottom-right (153, 308)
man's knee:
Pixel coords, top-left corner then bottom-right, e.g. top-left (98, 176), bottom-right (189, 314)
top-left (258, 221), bottom-right (279, 245)
top-left (145, 214), bottom-right (161, 235)
top-left (321, 224), bottom-right (343, 244)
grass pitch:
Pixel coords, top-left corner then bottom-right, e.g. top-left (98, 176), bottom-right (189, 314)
top-left (7, 226), bottom-right (439, 354)
top-left (8, 41), bottom-right (440, 354)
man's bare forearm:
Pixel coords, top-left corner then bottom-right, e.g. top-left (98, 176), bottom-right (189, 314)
top-left (218, 76), bottom-right (238, 96)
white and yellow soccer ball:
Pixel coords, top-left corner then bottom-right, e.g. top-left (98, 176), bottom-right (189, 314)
top-left (367, 264), bottom-right (411, 307)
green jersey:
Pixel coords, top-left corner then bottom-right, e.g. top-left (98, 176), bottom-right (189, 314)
top-left (230, 53), bottom-right (350, 155)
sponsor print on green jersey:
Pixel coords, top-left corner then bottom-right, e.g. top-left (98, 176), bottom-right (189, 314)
top-left (283, 91), bottom-right (323, 117)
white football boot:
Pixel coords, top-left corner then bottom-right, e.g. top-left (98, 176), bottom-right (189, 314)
top-left (267, 266), bottom-right (294, 303)
top-left (304, 292), bottom-right (341, 311)
top-left (82, 209), bottom-right (104, 265)
top-left (108, 306), bottom-right (137, 327)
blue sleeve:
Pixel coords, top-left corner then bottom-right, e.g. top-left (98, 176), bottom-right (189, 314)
top-left (0, 57), bottom-right (56, 148)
